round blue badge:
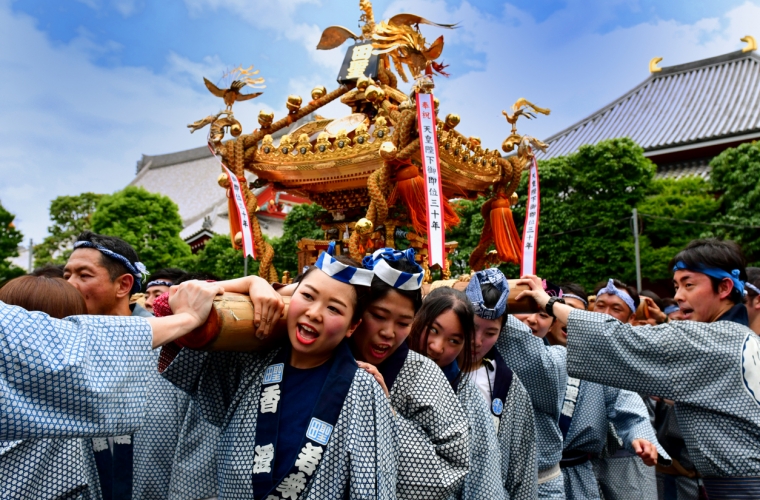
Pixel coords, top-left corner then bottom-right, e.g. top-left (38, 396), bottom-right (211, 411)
top-left (492, 398), bottom-right (503, 416)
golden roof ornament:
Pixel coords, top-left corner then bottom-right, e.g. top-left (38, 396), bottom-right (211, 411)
top-left (649, 57), bottom-right (663, 73)
top-left (741, 35), bottom-right (757, 52)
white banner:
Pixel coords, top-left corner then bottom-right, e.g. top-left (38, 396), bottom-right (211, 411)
top-left (208, 142), bottom-right (256, 259)
top-left (415, 93), bottom-right (445, 269)
top-left (520, 157), bottom-right (540, 276)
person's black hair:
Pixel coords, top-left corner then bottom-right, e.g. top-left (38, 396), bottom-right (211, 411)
top-left (368, 258), bottom-right (423, 313)
top-left (479, 282), bottom-right (509, 326)
top-left (670, 238), bottom-right (747, 304)
top-left (174, 271), bottom-right (221, 284)
top-left (560, 282), bottom-right (588, 310)
top-left (408, 287), bottom-right (475, 387)
top-left (146, 268), bottom-right (186, 289)
top-left (31, 263), bottom-right (65, 279)
top-left (746, 267), bottom-right (760, 299)
top-left (661, 297), bottom-right (678, 309)
top-left (297, 255), bottom-right (370, 324)
top-left (639, 290), bottom-right (664, 310)
top-left (74, 231), bottom-right (140, 290)
top-left (593, 279), bottom-right (640, 310)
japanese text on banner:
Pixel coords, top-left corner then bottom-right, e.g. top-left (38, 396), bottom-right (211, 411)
top-left (521, 157), bottom-right (540, 275)
top-left (415, 93), bottom-right (445, 268)
top-left (208, 143), bottom-right (256, 258)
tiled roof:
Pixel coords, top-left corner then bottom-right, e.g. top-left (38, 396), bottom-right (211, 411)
top-left (539, 50), bottom-right (760, 160)
top-left (654, 157), bottom-right (712, 180)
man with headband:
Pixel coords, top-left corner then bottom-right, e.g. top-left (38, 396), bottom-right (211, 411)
top-left (468, 268), bottom-right (565, 499)
top-left (64, 231), bottom-right (218, 500)
top-left (144, 268), bottom-right (185, 313)
top-left (516, 239), bottom-right (760, 499)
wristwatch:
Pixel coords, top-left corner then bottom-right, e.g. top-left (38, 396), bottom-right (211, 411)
top-left (545, 296), bottom-right (565, 318)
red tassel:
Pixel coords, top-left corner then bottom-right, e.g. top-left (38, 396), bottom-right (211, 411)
top-left (390, 164), bottom-right (460, 235)
top-left (490, 198), bottom-right (523, 265)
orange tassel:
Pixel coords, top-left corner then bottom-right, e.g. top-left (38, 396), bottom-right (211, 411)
top-left (390, 164), bottom-right (460, 235)
top-left (490, 198), bottom-right (523, 264)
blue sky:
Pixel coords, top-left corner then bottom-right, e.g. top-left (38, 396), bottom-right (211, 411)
top-left (2, 0), bottom-right (759, 243)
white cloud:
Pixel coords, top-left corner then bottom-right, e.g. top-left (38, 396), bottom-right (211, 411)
top-left (113, 0), bottom-right (138, 17)
top-left (0, 4), bottom-right (238, 242)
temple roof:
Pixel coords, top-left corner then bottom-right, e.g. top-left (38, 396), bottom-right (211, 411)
top-left (538, 49), bottom-right (760, 175)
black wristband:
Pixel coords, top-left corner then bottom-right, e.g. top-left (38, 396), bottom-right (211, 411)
top-left (545, 296), bottom-right (565, 318)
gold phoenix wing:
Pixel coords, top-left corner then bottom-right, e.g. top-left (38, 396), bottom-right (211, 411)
top-left (317, 26), bottom-right (361, 50)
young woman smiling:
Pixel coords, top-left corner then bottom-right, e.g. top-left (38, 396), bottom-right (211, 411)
top-left (159, 244), bottom-right (397, 499)
top-left (408, 286), bottom-right (506, 500)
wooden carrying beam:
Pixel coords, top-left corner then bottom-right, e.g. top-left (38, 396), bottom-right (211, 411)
top-left (184, 280), bottom-right (539, 351)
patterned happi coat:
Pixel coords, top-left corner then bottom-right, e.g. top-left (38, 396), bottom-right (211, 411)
top-left (448, 377), bottom-right (505, 500)
top-left (493, 366), bottom-right (538, 500)
top-left (0, 302), bottom-right (154, 441)
top-left (0, 302), bottom-right (154, 498)
top-left (132, 349), bottom-right (220, 500)
top-left (160, 342), bottom-right (398, 499)
top-left (497, 316), bottom-right (567, 476)
top-left (560, 378), bottom-right (669, 499)
top-left (566, 308), bottom-right (760, 477)
top-left (386, 347), bottom-right (470, 500)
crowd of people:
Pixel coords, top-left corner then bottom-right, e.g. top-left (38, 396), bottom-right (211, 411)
top-left (1, 230), bottom-right (759, 500)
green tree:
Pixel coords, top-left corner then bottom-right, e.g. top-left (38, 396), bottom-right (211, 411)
top-left (174, 234), bottom-right (257, 280)
top-left (0, 201), bottom-right (25, 281)
top-left (504, 138), bottom-right (655, 290)
top-left (709, 141), bottom-right (760, 264)
top-left (637, 176), bottom-right (719, 281)
top-left (91, 186), bottom-right (191, 273)
top-left (271, 203), bottom-right (325, 276)
top-left (34, 192), bottom-right (104, 267)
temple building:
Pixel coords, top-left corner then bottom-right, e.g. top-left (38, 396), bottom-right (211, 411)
top-left (538, 46), bottom-right (760, 179)
top-left (128, 121), bottom-right (310, 252)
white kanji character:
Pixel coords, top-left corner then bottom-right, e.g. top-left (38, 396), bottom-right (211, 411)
top-left (113, 435), bottom-right (132, 445)
top-left (276, 472), bottom-right (308, 499)
top-left (92, 438), bottom-right (108, 453)
top-left (260, 384), bottom-right (281, 414)
top-left (295, 442), bottom-right (324, 476)
top-left (253, 443), bottom-right (275, 474)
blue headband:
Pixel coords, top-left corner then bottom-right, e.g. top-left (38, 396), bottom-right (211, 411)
top-left (314, 242), bottom-right (374, 286)
top-left (146, 280), bottom-right (173, 289)
top-left (663, 305), bottom-right (680, 315)
top-left (362, 247), bottom-right (424, 290)
top-left (562, 293), bottom-right (587, 307)
top-left (672, 261), bottom-right (745, 296)
top-left (73, 241), bottom-right (148, 294)
top-left (466, 268), bottom-right (509, 320)
top-left (596, 279), bottom-right (636, 313)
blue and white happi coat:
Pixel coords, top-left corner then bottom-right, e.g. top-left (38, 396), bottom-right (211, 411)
top-left (448, 376), bottom-right (505, 500)
top-left (497, 315), bottom-right (567, 499)
top-left (160, 342), bottom-right (398, 499)
top-left (488, 353), bottom-right (538, 500)
top-left (0, 302), bottom-right (155, 499)
top-left (383, 345), bottom-right (470, 500)
top-left (560, 377), bottom-right (668, 500)
top-left (566, 308), bottom-right (760, 478)
top-left (132, 348), bottom-right (220, 500)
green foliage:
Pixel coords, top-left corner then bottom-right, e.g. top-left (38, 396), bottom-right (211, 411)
top-left (271, 203), bottom-right (325, 276)
top-left (0, 201), bottom-right (25, 281)
top-left (509, 138), bottom-right (655, 290)
top-left (637, 177), bottom-right (719, 281)
top-left (34, 192), bottom-right (104, 267)
top-left (710, 141), bottom-right (760, 263)
top-left (91, 186), bottom-right (191, 273)
top-left (174, 234), bottom-right (257, 280)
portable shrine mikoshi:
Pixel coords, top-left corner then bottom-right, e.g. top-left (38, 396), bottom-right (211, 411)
top-left (185, 1), bottom-right (550, 348)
